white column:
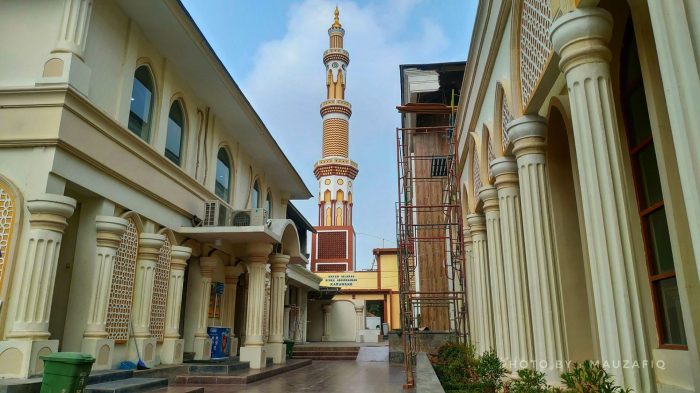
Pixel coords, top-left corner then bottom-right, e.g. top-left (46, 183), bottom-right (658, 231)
top-left (479, 186), bottom-right (511, 364)
top-left (491, 156), bottom-right (533, 372)
top-left (266, 254), bottom-right (289, 363)
top-left (463, 228), bottom-right (476, 346)
top-left (40, 0), bottom-right (93, 93)
top-left (646, 0), bottom-right (700, 289)
top-left (551, 8), bottom-right (653, 391)
top-left (160, 245), bottom-right (191, 365)
top-left (354, 304), bottom-right (365, 343)
top-left (81, 215), bottom-right (129, 370)
top-left (239, 243), bottom-right (273, 369)
top-left (193, 256), bottom-right (217, 360)
top-left (322, 304), bottom-right (332, 342)
top-left (0, 194), bottom-right (76, 378)
top-left (129, 233), bottom-right (165, 367)
top-left (466, 213), bottom-right (493, 354)
top-left (221, 265), bottom-right (242, 356)
top-left (507, 115), bottom-right (565, 381)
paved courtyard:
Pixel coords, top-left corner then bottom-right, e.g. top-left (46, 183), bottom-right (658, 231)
top-left (197, 360), bottom-right (410, 393)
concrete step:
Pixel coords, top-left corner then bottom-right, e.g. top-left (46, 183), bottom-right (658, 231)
top-left (176, 359), bottom-right (312, 385)
top-left (87, 369), bottom-right (134, 385)
top-left (292, 346), bottom-right (360, 351)
top-left (292, 355), bottom-right (357, 360)
top-left (85, 377), bottom-right (168, 393)
top-left (149, 387), bottom-right (204, 393)
top-left (292, 350), bottom-right (359, 356)
top-left (187, 361), bottom-right (250, 375)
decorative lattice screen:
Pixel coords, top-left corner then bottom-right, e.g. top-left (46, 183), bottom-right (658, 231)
top-left (520, 0), bottom-right (552, 108)
top-left (472, 151), bottom-right (482, 199)
top-left (0, 186), bottom-right (15, 293)
top-left (501, 96), bottom-right (513, 153)
top-left (318, 232), bottom-right (347, 259)
top-left (106, 218), bottom-right (138, 341)
top-left (150, 236), bottom-right (171, 342)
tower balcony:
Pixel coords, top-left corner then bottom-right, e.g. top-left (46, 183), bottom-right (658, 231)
top-left (314, 157), bottom-right (359, 180)
top-left (323, 48), bottom-right (350, 65)
top-left (320, 99), bottom-right (352, 117)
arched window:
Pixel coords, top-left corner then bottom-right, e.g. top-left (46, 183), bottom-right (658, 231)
top-left (264, 191), bottom-right (272, 217)
top-left (215, 148), bottom-right (232, 202)
top-left (128, 65), bottom-right (155, 141)
top-left (620, 20), bottom-right (686, 347)
top-left (165, 100), bottom-right (184, 165)
top-left (251, 180), bottom-right (260, 209)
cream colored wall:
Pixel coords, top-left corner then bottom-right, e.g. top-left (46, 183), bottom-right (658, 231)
top-left (0, 0), bottom-right (62, 87)
top-left (329, 300), bottom-right (356, 341)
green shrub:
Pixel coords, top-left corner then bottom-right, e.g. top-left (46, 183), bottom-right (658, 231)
top-left (431, 343), bottom-right (507, 393)
top-left (560, 361), bottom-right (632, 393)
top-left (508, 369), bottom-right (561, 393)
top-left (476, 350), bottom-right (507, 392)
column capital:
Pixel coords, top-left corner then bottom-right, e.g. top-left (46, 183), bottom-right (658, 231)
top-left (478, 186), bottom-right (499, 212)
top-left (199, 256), bottom-right (218, 278)
top-left (95, 216), bottom-right (129, 249)
top-left (491, 156), bottom-right (519, 190)
top-left (354, 304), bottom-right (364, 313)
top-left (171, 245), bottom-right (192, 270)
top-left (137, 233), bottom-right (166, 261)
top-left (269, 253), bottom-right (290, 272)
top-left (466, 213), bottom-right (486, 233)
top-left (245, 242), bottom-right (274, 264)
top-left (507, 115), bottom-right (547, 158)
top-left (27, 193), bottom-right (77, 233)
top-left (322, 304), bottom-right (333, 313)
top-left (550, 7), bottom-right (613, 74)
top-left (463, 228), bottom-right (473, 245)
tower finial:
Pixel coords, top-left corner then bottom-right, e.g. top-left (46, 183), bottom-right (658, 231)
top-left (332, 6), bottom-right (342, 28)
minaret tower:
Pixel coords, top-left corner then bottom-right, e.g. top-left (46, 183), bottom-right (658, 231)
top-left (311, 7), bottom-right (358, 273)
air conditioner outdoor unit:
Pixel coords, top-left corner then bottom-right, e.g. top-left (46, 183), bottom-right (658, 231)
top-left (203, 200), bottom-right (231, 227)
top-left (230, 208), bottom-right (269, 227)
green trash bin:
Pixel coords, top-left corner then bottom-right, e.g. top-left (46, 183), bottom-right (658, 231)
top-left (283, 339), bottom-right (295, 359)
top-left (40, 352), bottom-right (95, 393)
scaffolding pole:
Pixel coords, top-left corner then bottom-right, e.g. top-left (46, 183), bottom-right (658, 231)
top-left (395, 109), bottom-right (468, 388)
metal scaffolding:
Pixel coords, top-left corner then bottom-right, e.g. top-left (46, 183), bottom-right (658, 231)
top-left (395, 103), bottom-right (468, 388)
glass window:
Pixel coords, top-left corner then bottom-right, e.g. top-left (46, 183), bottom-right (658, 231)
top-left (165, 101), bottom-right (184, 165)
top-left (251, 181), bottom-right (260, 209)
top-left (620, 20), bottom-right (686, 347)
top-left (264, 191), bottom-right (272, 217)
top-left (215, 148), bottom-right (231, 202)
top-left (128, 66), bottom-right (155, 141)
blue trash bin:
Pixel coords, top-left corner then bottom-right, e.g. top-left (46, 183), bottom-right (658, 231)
top-left (207, 326), bottom-right (231, 359)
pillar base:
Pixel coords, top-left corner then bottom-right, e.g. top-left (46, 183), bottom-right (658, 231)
top-left (81, 338), bottom-right (114, 370)
top-left (240, 346), bottom-right (267, 369)
top-left (0, 339), bottom-right (57, 378)
top-left (37, 52), bottom-right (91, 95)
top-left (128, 337), bottom-right (157, 368)
top-left (160, 338), bottom-right (184, 365)
top-left (230, 336), bottom-right (239, 356)
top-left (193, 336), bottom-right (211, 361)
top-left (265, 342), bottom-right (286, 364)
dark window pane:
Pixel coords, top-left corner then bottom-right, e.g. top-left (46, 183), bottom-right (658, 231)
top-left (165, 102), bottom-right (184, 165)
top-left (251, 181), bottom-right (260, 209)
top-left (625, 87), bottom-right (652, 146)
top-left (657, 278), bottom-right (687, 346)
top-left (128, 66), bottom-right (154, 141)
top-left (264, 192), bottom-right (272, 216)
top-left (646, 207), bottom-right (674, 275)
top-left (635, 144), bottom-right (663, 208)
top-left (215, 149), bottom-right (231, 202)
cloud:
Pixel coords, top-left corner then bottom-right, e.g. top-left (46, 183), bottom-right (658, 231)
top-left (242, 0), bottom-right (453, 268)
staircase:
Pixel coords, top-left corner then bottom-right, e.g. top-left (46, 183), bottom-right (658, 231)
top-left (83, 369), bottom-right (203, 393)
top-left (292, 345), bottom-right (360, 360)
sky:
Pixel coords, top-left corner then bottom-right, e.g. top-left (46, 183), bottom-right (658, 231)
top-left (181, 0), bottom-right (477, 269)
